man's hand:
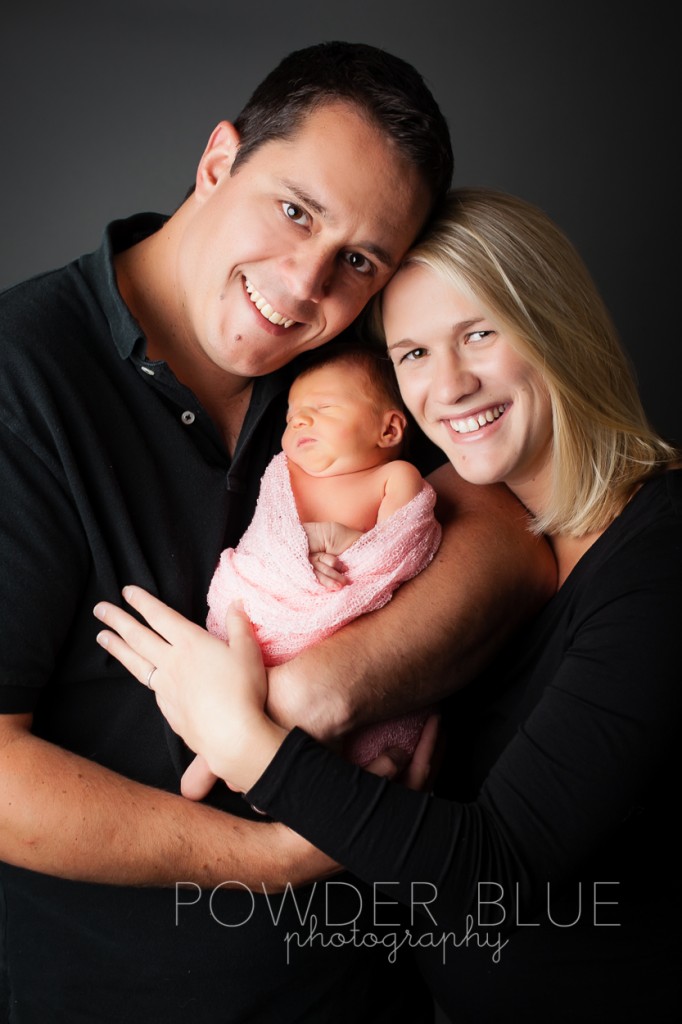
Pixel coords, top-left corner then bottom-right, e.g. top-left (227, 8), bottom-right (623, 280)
top-left (362, 713), bottom-right (442, 791)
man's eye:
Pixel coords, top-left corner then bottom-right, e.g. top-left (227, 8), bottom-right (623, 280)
top-left (344, 251), bottom-right (373, 275)
top-left (282, 202), bottom-right (310, 226)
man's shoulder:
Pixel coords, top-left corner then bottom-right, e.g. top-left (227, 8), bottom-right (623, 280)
top-left (1, 263), bottom-right (74, 311)
top-left (0, 261), bottom-right (103, 379)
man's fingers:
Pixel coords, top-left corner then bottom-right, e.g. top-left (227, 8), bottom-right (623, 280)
top-left (403, 713), bottom-right (441, 791)
top-left (363, 747), bottom-right (411, 779)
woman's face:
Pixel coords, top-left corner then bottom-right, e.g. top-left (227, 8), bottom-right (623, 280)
top-left (383, 264), bottom-right (554, 515)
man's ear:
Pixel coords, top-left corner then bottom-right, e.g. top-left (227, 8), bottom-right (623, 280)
top-left (378, 409), bottom-right (408, 449)
top-left (194, 121), bottom-right (241, 199)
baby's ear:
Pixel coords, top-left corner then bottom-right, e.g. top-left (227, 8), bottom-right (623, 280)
top-left (378, 409), bottom-right (407, 448)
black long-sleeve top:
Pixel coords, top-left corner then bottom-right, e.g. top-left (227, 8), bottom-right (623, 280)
top-left (248, 469), bottom-right (682, 1022)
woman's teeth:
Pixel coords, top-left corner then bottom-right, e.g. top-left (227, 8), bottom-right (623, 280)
top-left (450, 404), bottom-right (508, 434)
top-left (244, 279), bottom-right (295, 328)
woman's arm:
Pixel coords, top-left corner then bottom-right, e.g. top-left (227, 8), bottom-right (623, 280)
top-left (248, 532), bottom-right (682, 928)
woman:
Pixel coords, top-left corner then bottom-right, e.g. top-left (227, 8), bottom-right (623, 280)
top-left (94, 188), bottom-right (681, 1021)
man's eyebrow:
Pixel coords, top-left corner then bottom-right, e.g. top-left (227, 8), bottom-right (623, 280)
top-left (279, 180), bottom-right (328, 218)
top-left (360, 241), bottom-right (394, 270)
top-left (279, 179), bottom-right (394, 270)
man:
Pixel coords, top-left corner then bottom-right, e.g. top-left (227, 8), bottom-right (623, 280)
top-left (0, 42), bottom-right (554, 1021)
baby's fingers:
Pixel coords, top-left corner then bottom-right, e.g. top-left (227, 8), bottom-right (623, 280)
top-left (310, 553), bottom-right (349, 590)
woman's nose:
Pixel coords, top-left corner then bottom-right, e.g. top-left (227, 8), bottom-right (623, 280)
top-left (435, 352), bottom-right (480, 405)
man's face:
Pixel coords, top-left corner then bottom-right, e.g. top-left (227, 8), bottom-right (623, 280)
top-left (177, 102), bottom-right (432, 379)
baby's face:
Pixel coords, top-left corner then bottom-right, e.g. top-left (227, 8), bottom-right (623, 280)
top-left (282, 363), bottom-right (393, 476)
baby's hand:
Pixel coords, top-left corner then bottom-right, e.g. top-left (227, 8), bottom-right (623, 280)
top-left (302, 522), bottom-right (363, 590)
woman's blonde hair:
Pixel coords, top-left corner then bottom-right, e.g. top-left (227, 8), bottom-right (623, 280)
top-left (371, 187), bottom-right (678, 536)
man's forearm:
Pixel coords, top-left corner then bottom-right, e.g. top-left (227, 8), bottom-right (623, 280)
top-left (0, 714), bottom-right (308, 890)
top-left (267, 464), bottom-right (557, 739)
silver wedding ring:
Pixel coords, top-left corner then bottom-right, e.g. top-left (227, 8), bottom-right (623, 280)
top-left (145, 666), bottom-right (157, 689)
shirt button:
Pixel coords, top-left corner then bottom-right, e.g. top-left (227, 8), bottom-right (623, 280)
top-left (181, 411), bottom-right (196, 425)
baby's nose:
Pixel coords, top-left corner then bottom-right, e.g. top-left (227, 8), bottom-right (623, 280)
top-left (291, 408), bottom-right (314, 427)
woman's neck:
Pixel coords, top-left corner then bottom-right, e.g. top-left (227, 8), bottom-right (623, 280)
top-left (548, 530), bottom-right (604, 588)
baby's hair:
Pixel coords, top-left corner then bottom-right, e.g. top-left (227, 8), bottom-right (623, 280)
top-left (294, 344), bottom-right (405, 416)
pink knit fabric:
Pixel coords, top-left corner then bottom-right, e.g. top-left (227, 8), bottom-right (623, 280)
top-left (206, 451), bottom-right (442, 765)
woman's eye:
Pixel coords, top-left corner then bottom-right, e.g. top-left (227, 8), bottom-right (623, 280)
top-left (282, 202), bottom-right (310, 226)
top-left (401, 348), bottom-right (427, 363)
top-left (344, 251), bottom-right (373, 275)
top-left (467, 329), bottom-right (494, 343)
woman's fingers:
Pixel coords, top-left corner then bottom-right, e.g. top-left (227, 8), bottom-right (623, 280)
top-left (93, 598), bottom-right (168, 671)
top-left (223, 603), bottom-right (266, 667)
top-left (120, 585), bottom-right (200, 644)
top-left (94, 626), bottom-right (157, 687)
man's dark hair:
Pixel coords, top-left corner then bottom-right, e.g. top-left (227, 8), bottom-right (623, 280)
top-left (231, 40), bottom-right (453, 209)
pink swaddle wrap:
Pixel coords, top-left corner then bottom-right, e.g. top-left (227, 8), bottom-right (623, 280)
top-left (206, 451), bottom-right (442, 765)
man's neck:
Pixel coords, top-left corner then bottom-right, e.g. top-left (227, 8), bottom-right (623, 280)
top-left (114, 220), bottom-right (253, 455)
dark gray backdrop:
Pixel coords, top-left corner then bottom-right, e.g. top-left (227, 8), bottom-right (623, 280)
top-left (2, 0), bottom-right (679, 443)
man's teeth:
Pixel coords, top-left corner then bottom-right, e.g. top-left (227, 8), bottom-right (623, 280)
top-left (244, 279), bottom-right (295, 328)
top-left (450, 404), bottom-right (508, 434)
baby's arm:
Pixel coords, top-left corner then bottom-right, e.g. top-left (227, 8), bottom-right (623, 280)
top-left (302, 521), bottom-right (363, 557)
top-left (303, 463), bottom-right (424, 588)
top-left (377, 461), bottom-right (425, 522)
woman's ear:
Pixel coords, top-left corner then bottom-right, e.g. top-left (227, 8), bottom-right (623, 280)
top-left (193, 121), bottom-right (241, 199)
top-left (378, 409), bottom-right (408, 449)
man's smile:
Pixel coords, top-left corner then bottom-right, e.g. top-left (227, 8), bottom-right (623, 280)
top-left (244, 277), bottom-right (297, 328)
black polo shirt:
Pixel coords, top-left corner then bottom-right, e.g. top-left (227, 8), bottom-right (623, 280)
top-left (0, 215), bottom-right (435, 1022)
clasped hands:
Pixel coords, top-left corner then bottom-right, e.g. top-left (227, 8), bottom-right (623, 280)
top-left (303, 521), bottom-right (363, 590)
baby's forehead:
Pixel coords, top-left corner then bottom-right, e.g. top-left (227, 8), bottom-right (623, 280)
top-left (289, 361), bottom-right (371, 401)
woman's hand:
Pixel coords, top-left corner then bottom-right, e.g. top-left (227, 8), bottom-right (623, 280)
top-left (93, 588), bottom-right (286, 792)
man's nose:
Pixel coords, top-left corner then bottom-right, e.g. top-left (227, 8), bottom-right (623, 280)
top-left (282, 245), bottom-right (335, 302)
